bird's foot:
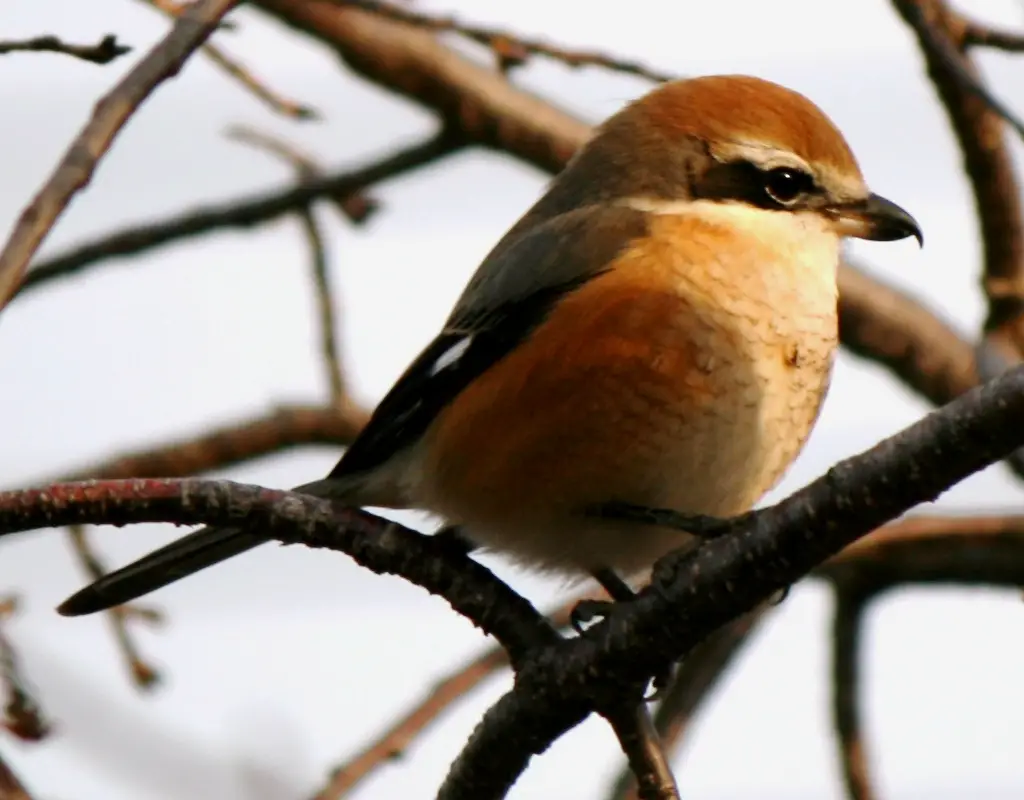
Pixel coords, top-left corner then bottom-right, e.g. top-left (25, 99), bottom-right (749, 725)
top-left (570, 598), bottom-right (615, 634)
top-left (588, 501), bottom-right (756, 538)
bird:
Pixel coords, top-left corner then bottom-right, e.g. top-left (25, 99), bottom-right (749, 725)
top-left (57, 74), bottom-right (922, 618)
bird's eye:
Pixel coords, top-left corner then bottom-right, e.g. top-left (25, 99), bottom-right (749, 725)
top-left (763, 167), bottom-right (812, 206)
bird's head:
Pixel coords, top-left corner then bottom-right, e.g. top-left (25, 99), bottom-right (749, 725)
top-left (538, 74), bottom-right (922, 247)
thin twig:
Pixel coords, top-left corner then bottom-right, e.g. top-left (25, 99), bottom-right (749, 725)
top-left (608, 608), bottom-right (769, 800)
top-left (897, 1), bottom-right (1024, 137)
top-left (0, 479), bottom-right (558, 662)
top-left (335, 0), bottom-right (674, 81)
top-left (604, 703), bottom-right (680, 800)
top-left (225, 126), bottom-right (376, 224)
top-left (300, 210), bottom-right (345, 401)
top-left (226, 126), bottom-right (348, 400)
top-left (0, 0), bottom-right (240, 311)
top-left (830, 582), bottom-right (878, 800)
top-left (65, 525), bottom-right (162, 689)
top-left (973, 338), bottom-right (1024, 477)
top-left (57, 403), bottom-right (368, 483)
top-left (838, 260), bottom-right (977, 407)
top-left (19, 132), bottom-right (461, 296)
top-left (962, 18), bottom-right (1024, 51)
top-left (314, 647), bottom-right (508, 799)
top-left (139, 0), bottom-right (319, 119)
top-left (892, 0), bottom-right (1024, 348)
top-left (0, 750), bottom-right (35, 800)
top-left (0, 598), bottom-right (49, 742)
top-left (0, 34), bottom-right (131, 64)
top-left (313, 599), bottom-right (584, 799)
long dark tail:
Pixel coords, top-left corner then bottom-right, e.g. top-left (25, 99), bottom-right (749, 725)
top-left (56, 477), bottom-right (366, 617)
top-left (57, 525), bottom-right (265, 616)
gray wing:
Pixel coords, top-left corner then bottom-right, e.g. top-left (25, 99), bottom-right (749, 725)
top-left (327, 203), bottom-right (648, 479)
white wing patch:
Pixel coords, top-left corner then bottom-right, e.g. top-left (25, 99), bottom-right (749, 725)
top-left (428, 335), bottom-right (474, 376)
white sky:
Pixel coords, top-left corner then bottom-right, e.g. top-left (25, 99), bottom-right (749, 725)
top-left (1, 1), bottom-right (1024, 798)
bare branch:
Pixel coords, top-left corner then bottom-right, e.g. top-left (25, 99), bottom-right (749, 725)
top-left (19, 131), bottom-right (461, 297)
top-left (0, 749), bottom-right (35, 800)
top-left (315, 647), bottom-right (508, 799)
top-left (838, 260), bottom-right (978, 406)
top-left (140, 0), bottom-right (319, 119)
top-left (604, 704), bottom-right (680, 800)
top-left (225, 125), bottom-right (377, 224)
top-left (64, 525), bottom-right (162, 689)
top-left (0, 598), bottom-right (49, 742)
top-left (0, 0), bottom-right (241, 311)
top-left (313, 599), bottom-right (585, 799)
top-left (0, 479), bottom-right (557, 662)
top-left (58, 403), bottom-right (367, 482)
top-left (962, 17), bottom-right (1024, 52)
top-left (226, 126), bottom-right (349, 401)
top-left (830, 583), bottom-right (877, 800)
top-left (608, 608), bottom-right (769, 800)
top-left (438, 364), bottom-right (1024, 798)
top-left (892, 0), bottom-right (1024, 347)
top-left (0, 34), bottom-right (130, 64)
top-left (335, 0), bottom-right (673, 81)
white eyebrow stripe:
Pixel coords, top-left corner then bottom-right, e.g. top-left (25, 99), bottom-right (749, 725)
top-left (429, 335), bottom-right (474, 376)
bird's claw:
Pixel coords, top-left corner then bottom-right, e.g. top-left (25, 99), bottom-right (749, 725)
top-left (644, 664), bottom-right (677, 701)
top-left (589, 501), bottom-right (754, 539)
top-left (570, 599), bottom-right (616, 634)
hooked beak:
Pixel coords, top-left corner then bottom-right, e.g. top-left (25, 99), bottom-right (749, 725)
top-left (829, 193), bottom-right (923, 247)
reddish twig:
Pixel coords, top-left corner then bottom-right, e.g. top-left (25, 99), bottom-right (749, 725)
top-left (0, 34), bottom-right (130, 64)
top-left (0, 0), bottom-right (240, 311)
top-left (0, 478), bottom-right (556, 661)
top-left (336, 0), bottom-right (673, 81)
top-left (18, 131), bottom-right (460, 296)
top-left (140, 0), bottom-right (319, 119)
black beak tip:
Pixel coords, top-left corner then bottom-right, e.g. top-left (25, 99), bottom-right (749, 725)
top-left (863, 192), bottom-right (923, 248)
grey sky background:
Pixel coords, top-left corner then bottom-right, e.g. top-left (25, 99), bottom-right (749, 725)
top-left (1, 1), bottom-right (1023, 798)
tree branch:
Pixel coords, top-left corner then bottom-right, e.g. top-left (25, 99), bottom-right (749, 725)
top-left (57, 403), bottom-right (368, 482)
top-left (604, 703), bottom-right (680, 800)
top-left (0, 479), bottom-right (556, 662)
top-left (336, 0), bottom-right (674, 81)
top-left (0, 34), bottom-right (130, 64)
top-left (0, 749), bottom-right (35, 800)
top-left (438, 364), bottom-right (1024, 799)
top-left (140, 0), bottom-right (319, 119)
top-left (18, 132), bottom-right (461, 297)
top-left (0, 0), bottom-right (240, 311)
top-left (830, 582), bottom-right (877, 800)
top-left (892, 0), bottom-right (1024, 345)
